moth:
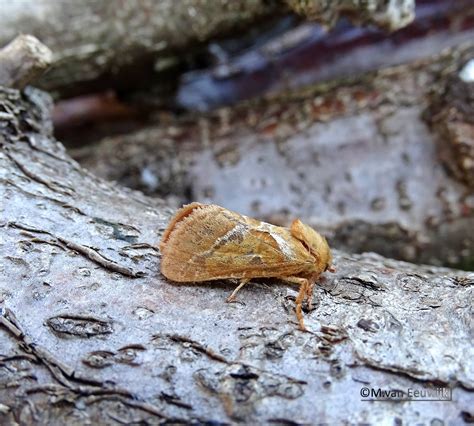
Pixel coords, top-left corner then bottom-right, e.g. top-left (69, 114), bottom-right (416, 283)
top-left (159, 203), bottom-right (334, 330)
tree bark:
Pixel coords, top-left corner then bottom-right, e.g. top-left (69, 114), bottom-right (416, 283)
top-left (74, 42), bottom-right (474, 270)
top-left (0, 84), bottom-right (473, 424)
top-left (0, 0), bottom-right (414, 99)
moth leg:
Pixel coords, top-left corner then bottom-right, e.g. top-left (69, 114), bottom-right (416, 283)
top-left (306, 280), bottom-right (315, 310)
top-left (226, 279), bottom-right (250, 303)
top-left (283, 277), bottom-right (310, 331)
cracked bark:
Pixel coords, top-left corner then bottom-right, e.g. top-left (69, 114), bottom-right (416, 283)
top-left (0, 84), bottom-right (473, 424)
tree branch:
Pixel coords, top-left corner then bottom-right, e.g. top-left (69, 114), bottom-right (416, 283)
top-left (0, 84), bottom-right (472, 424)
top-left (75, 43), bottom-right (474, 269)
top-left (0, 0), bottom-right (413, 97)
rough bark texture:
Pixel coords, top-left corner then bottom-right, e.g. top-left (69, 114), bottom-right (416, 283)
top-left (75, 43), bottom-right (474, 270)
top-left (0, 0), bottom-right (413, 98)
top-left (287, 0), bottom-right (414, 31)
top-left (1, 84), bottom-right (473, 424)
top-left (427, 58), bottom-right (474, 190)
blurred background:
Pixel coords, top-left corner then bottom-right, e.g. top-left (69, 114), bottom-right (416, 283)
top-left (2, 0), bottom-right (473, 269)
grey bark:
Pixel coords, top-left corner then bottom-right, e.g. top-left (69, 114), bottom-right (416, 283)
top-left (0, 84), bottom-right (473, 424)
top-left (74, 43), bottom-right (474, 270)
top-left (0, 0), bottom-right (414, 98)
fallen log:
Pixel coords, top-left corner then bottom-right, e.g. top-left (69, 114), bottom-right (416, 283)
top-left (0, 65), bottom-right (473, 425)
top-left (75, 43), bottom-right (474, 269)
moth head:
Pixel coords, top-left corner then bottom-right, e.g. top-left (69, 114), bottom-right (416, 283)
top-left (290, 219), bottom-right (334, 274)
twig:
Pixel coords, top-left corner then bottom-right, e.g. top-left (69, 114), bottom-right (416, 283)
top-left (0, 35), bottom-right (52, 89)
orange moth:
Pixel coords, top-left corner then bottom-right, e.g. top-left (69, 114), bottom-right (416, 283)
top-left (160, 203), bottom-right (334, 330)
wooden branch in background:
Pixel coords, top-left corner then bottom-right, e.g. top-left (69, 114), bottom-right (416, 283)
top-left (0, 35), bottom-right (52, 89)
top-left (0, 0), bottom-right (413, 98)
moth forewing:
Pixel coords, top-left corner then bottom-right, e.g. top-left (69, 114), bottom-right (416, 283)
top-left (160, 204), bottom-right (313, 282)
